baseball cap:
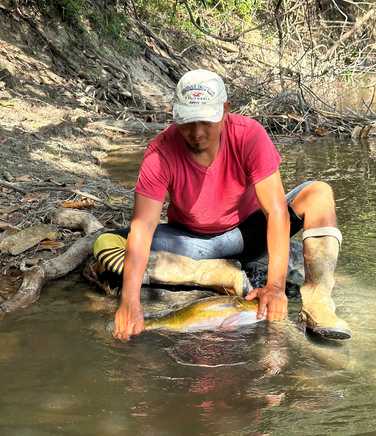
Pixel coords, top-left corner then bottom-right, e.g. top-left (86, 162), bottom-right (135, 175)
top-left (173, 69), bottom-right (227, 124)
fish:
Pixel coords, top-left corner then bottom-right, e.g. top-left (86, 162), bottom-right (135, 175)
top-left (107, 296), bottom-right (262, 334)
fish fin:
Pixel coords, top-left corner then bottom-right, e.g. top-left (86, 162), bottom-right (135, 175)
top-left (219, 313), bottom-right (244, 331)
top-left (220, 311), bottom-right (259, 331)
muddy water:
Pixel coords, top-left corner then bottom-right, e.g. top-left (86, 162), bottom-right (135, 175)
top-left (0, 137), bottom-right (375, 435)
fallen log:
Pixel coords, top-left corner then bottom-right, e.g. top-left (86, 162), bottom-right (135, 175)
top-left (0, 209), bottom-right (105, 313)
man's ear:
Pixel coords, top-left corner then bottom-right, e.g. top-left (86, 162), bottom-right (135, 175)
top-left (224, 101), bottom-right (230, 113)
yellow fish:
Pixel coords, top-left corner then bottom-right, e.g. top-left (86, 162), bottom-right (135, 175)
top-left (108, 296), bottom-right (261, 334)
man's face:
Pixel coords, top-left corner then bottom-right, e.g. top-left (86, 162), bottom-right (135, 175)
top-left (176, 119), bottom-right (224, 154)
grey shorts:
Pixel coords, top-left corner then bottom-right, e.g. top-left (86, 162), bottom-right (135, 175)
top-left (147, 180), bottom-right (313, 261)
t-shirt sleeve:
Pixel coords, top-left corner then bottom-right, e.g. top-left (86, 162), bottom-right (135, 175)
top-left (135, 145), bottom-right (170, 202)
top-left (244, 121), bottom-right (281, 184)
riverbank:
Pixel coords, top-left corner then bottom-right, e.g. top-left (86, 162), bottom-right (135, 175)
top-left (0, 93), bottom-right (152, 301)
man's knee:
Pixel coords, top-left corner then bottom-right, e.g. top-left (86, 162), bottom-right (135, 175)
top-left (290, 181), bottom-right (336, 222)
top-left (308, 181), bottom-right (334, 200)
top-left (293, 181), bottom-right (334, 206)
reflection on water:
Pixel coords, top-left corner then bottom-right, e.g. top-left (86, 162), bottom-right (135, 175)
top-left (103, 148), bottom-right (146, 189)
top-left (102, 133), bottom-right (150, 189)
top-left (0, 137), bottom-right (375, 435)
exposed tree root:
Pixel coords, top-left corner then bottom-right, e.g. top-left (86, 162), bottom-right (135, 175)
top-left (53, 208), bottom-right (104, 234)
top-left (0, 209), bottom-right (105, 313)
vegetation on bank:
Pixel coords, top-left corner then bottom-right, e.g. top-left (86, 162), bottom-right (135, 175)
top-left (3, 0), bottom-right (376, 136)
top-left (12, 0), bottom-right (375, 71)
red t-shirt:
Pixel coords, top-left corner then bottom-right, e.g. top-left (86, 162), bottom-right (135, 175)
top-left (135, 114), bottom-right (281, 234)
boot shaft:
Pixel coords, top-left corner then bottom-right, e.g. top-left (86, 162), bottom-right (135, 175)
top-left (303, 235), bottom-right (339, 290)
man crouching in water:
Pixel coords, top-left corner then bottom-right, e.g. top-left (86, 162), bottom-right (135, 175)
top-left (94, 69), bottom-right (351, 341)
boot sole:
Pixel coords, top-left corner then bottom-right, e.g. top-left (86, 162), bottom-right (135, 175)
top-left (309, 326), bottom-right (352, 340)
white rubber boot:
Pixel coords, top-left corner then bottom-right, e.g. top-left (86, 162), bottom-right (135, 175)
top-left (299, 227), bottom-right (351, 340)
top-left (146, 251), bottom-right (251, 297)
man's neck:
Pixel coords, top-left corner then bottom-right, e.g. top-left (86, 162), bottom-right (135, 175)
top-left (187, 141), bottom-right (220, 167)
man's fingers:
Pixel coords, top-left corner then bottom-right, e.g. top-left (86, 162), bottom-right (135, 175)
top-left (118, 329), bottom-right (130, 341)
top-left (114, 321), bottom-right (142, 341)
top-left (245, 289), bottom-right (258, 301)
top-left (248, 287), bottom-right (288, 321)
top-left (113, 321), bottom-right (123, 339)
top-left (113, 305), bottom-right (145, 341)
top-left (113, 324), bottom-right (120, 338)
top-left (113, 318), bottom-right (130, 341)
top-left (133, 323), bottom-right (144, 336)
top-left (114, 329), bottom-right (127, 341)
top-left (257, 298), bottom-right (267, 319)
top-left (267, 309), bottom-right (288, 321)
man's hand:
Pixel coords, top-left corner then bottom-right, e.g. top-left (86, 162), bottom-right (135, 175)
top-left (246, 285), bottom-right (288, 321)
top-left (113, 300), bottom-right (145, 341)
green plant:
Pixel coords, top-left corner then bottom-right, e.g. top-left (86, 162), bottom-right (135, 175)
top-left (55, 0), bottom-right (84, 23)
top-left (34, 0), bottom-right (85, 25)
top-left (88, 9), bottom-right (129, 41)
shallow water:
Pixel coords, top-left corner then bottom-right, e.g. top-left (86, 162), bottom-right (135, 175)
top-left (0, 137), bottom-right (375, 435)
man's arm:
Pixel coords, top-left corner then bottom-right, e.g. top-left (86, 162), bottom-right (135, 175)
top-left (113, 193), bottom-right (163, 340)
top-left (246, 171), bottom-right (290, 321)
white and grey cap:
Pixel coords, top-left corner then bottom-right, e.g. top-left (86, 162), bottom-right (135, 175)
top-left (173, 69), bottom-right (227, 124)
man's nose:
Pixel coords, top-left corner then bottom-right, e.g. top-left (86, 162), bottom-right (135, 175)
top-left (190, 123), bottom-right (205, 138)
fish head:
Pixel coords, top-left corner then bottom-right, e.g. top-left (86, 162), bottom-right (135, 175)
top-left (231, 296), bottom-right (259, 312)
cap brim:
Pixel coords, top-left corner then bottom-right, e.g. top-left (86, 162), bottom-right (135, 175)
top-left (173, 103), bottom-right (224, 124)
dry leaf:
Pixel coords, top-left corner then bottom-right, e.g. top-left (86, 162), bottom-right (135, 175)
top-left (314, 127), bottom-right (329, 137)
top-left (37, 239), bottom-right (65, 251)
top-left (62, 198), bottom-right (95, 209)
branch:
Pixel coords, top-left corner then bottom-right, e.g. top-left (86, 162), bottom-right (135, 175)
top-left (0, 179), bottom-right (27, 194)
top-left (0, 179), bottom-right (129, 211)
top-left (324, 7), bottom-right (376, 61)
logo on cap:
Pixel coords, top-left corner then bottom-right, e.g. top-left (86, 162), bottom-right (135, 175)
top-left (182, 84), bottom-right (215, 96)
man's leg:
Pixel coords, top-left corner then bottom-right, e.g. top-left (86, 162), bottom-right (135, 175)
top-left (151, 223), bottom-right (244, 259)
top-left (290, 181), bottom-right (351, 339)
top-left (93, 224), bottom-right (251, 297)
top-left (238, 181), bottom-right (312, 262)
